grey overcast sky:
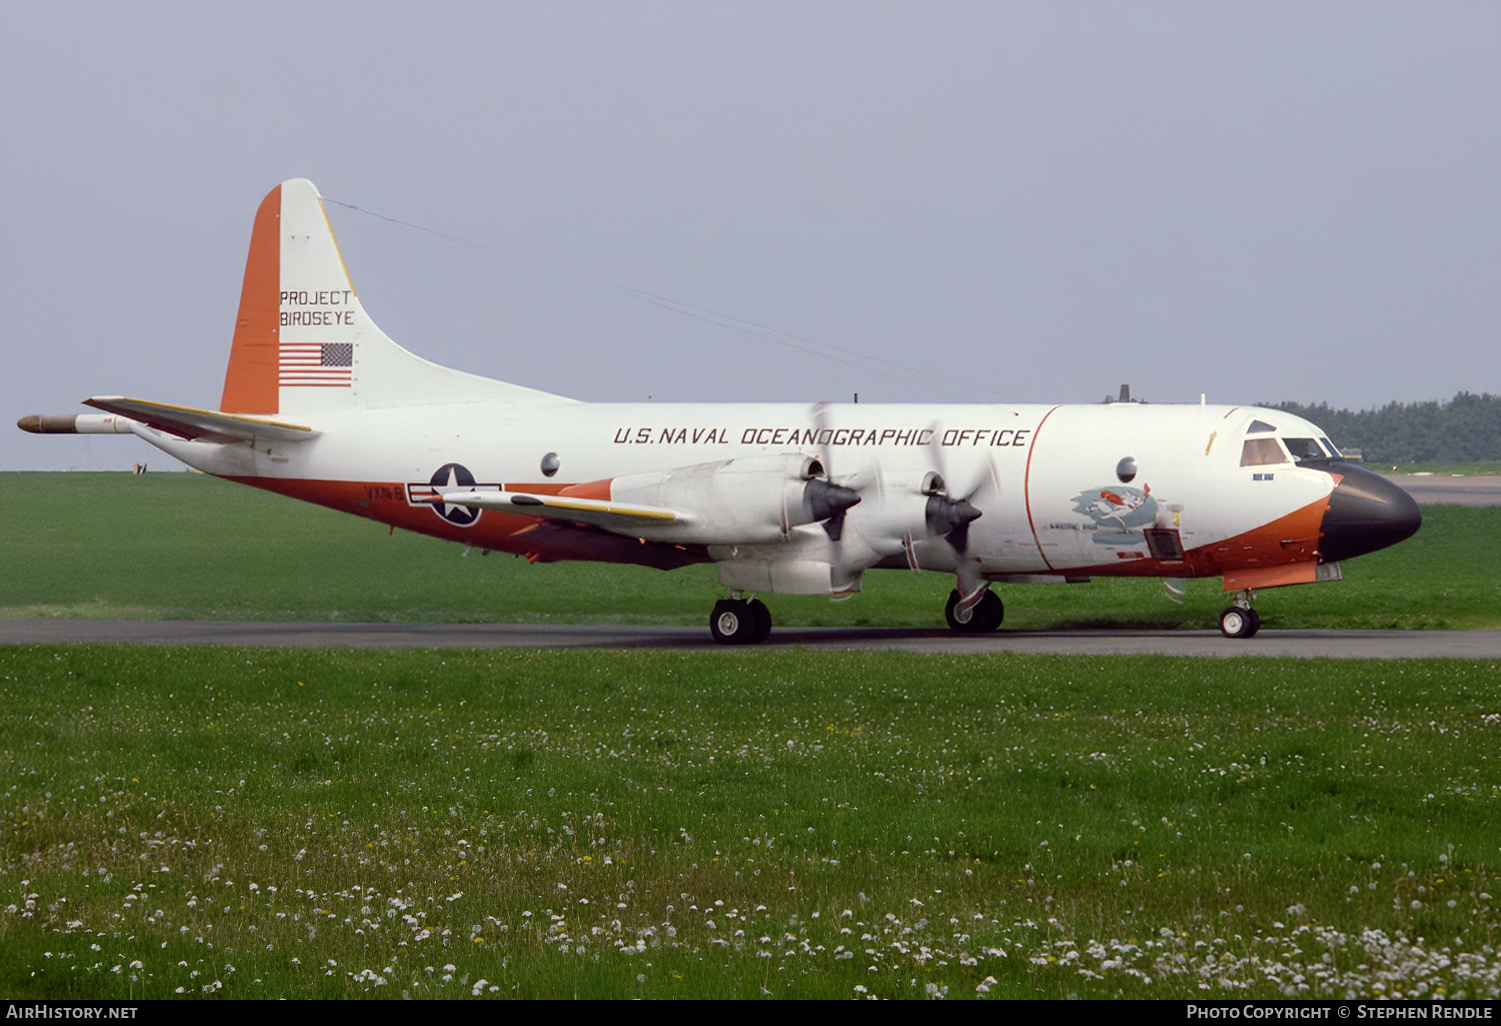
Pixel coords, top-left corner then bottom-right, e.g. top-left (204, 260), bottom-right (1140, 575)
top-left (3, 0), bottom-right (1498, 470)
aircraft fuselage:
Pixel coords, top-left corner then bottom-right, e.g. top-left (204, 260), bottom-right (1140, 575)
top-left (20, 178), bottom-right (1422, 642)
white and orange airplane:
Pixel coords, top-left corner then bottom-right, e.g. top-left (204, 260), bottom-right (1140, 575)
top-left (20, 179), bottom-right (1421, 643)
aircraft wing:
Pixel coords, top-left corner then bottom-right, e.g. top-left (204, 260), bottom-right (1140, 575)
top-left (83, 397), bottom-right (318, 443)
top-left (441, 488), bottom-right (685, 533)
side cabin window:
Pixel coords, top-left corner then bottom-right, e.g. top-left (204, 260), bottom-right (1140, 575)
top-left (1240, 437), bottom-right (1287, 467)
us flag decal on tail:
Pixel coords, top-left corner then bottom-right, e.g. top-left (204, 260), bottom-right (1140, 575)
top-left (279, 342), bottom-right (353, 387)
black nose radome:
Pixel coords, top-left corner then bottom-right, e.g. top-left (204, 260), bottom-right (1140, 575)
top-left (1318, 462), bottom-right (1422, 562)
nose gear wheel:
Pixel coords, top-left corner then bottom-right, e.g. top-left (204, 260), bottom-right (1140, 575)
top-left (1219, 606), bottom-right (1261, 639)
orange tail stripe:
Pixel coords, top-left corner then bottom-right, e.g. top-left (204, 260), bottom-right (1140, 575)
top-left (219, 184), bottom-right (281, 414)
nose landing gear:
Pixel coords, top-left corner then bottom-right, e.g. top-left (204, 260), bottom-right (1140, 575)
top-left (1219, 591), bottom-right (1261, 638)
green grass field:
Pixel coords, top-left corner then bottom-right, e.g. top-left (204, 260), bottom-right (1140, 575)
top-left (3, 472), bottom-right (1498, 630)
top-left (2, 646), bottom-right (1497, 1000)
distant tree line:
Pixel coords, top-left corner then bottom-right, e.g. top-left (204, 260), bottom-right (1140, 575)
top-left (1266, 392), bottom-right (1501, 464)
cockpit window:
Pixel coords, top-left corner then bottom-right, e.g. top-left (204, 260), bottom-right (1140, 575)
top-left (1240, 437), bottom-right (1287, 467)
top-left (1319, 436), bottom-right (1341, 457)
top-left (1283, 437), bottom-right (1325, 463)
top-left (1247, 419), bottom-right (1276, 433)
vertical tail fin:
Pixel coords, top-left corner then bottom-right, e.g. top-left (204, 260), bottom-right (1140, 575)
top-left (219, 185), bottom-right (282, 413)
top-left (219, 179), bottom-right (568, 416)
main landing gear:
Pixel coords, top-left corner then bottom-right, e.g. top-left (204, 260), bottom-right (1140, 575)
top-left (945, 588), bottom-right (1004, 634)
top-left (710, 597), bottom-right (772, 645)
top-left (709, 587), bottom-right (1006, 645)
top-left (1219, 591), bottom-right (1261, 639)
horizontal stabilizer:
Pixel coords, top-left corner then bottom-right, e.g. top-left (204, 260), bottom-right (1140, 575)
top-left (82, 397), bottom-right (318, 443)
top-left (441, 488), bottom-right (682, 533)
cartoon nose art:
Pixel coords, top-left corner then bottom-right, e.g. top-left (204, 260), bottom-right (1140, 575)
top-left (1318, 463), bottom-right (1422, 562)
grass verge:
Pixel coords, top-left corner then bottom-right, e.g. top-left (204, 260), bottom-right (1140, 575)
top-left (2, 645), bottom-right (1497, 999)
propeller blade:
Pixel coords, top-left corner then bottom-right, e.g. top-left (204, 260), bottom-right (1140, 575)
top-left (956, 455), bottom-right (1000, 504)
top-left (805, 478), bottom-right (861, 522)
top-left (811, 401), bottom-right (835, 479)
top-left (809, 401), bottom-right (868, 552)
top-left (923, 420), bottom-right (996, 499)
top-left (805, 477), bottom-right (860, 541)
top-left (925, 492), bottom-right (981, 538)
top-left (921, 419), bottom-right (994, 555)
top-left (928, 493), bottom-right (981, 552)
top-left (823, 512), bottom-right (845, 542)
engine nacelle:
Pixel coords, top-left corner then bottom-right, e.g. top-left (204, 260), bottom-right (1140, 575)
top-left (840, 470), bottom-right (982, 566)
top-left (614, 454), bottom-right (857, 545)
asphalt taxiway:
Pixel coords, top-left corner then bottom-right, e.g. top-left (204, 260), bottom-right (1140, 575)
top-left (2, 620), bottom-right (1498, 658)
top-left (1391, 474), bottom-right (1501, 506)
